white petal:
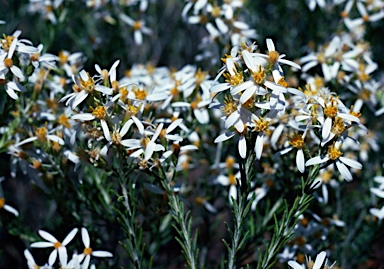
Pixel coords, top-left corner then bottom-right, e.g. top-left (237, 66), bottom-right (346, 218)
top-left (296, 149), bottom-right (305, 173)
top-left (229, 185), bottom-right (237, 204)
top-left (305, 155), bottom-right (329, 166)
top-left (302, 60), bottom-right (319, 73)
top-left (71, 91), bottom-right (89, 109)
top-left (337, 113), bottom-right (359, 123)
top-left (194, 109), bottom-right (209, 124)
top-left (120, 119), bottom-right (133, 137)
top-left (240, 86), bottom-right (255, 104)
top-left (15, 136), bottom-right (38, 147)
top-left (48, 249), bottom-right (58, 266)
top-left (238, 135), bottom-right (247, 159)
top-left (101, 119), bottom-right (111, 142)
top-left (82, 255), bottom-right (91, 269)
top-left (30, 242), bottom-right (54, 248)
top-left (322, 117), bottom-right (332, 140)
top-left (5, 84), bottom-right (19, 99)
top-left (214, 132), bottom-right (235, 143)
top-left (225, 110), bottom-right (240, 129)
top-left (210, 83), bottom-right (230, 93)
top-left (62, 228), bottom-right (78, 246)
top-left (264, 80), bottom-right (287, 93)
top-left (132, 115), bottom-right (145, 135)
top-left (95, 85), bottom-right (113, 95)
top-left (288, 261), bottom-right (304, 269)
top-left (370, 188), bottom-right (384, 198)
top-left (134, 30), bottom-right (143, 45)
top-left (71, 113), bottom-right (95, 121)
top-left (255, 133), bottom-right (264, 160)
top-left (3, 204), bottom-right (19, 216)
top-left (7, 81), bottom-right (26, 92)
top-left (10, 66), bottom-right (25, 81)
top-left (266, 39), bottom-right (275, 52)
top-left (242, 50), bottom-right (257, 73)
top-left (92, 250), bottom-right (113, 257)
top-left (339, 156), bottom-right (362, 169)
top-left (58, 247), bottom-right (68, 267)
top-left (121, 139), bottom-right (141, 149)
top-left (81, 228), bottom-right (90, 248)
top-left (278, 58), bottom-right (301, 69)
top-left (336, 160), bottom-right (352, 181)
top-left (313, 251), bottom-right (327, 269)
top-left (24, 249), bottom-right (35, 263)
top-left (47, 135), bottom-right (65, 145)
top-left (38, 230), bottom-right (58, 243)
top-left (231, 80), bottom-right (253, 95)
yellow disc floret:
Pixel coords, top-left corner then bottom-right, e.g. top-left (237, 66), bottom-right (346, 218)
top-left (91, 106), bottom-right (107, 119)
top-left (253, 117), bottom-right (269, 132)
top-left (222, 96), bottom-right (238, 117)
top-left (288, 133), bottom-right (304, 149)
top-left (223, 69), bottom-right (244, 86)
top-left (252, 65), bottom-right (266, 85)
top-left (328, 142), bottom-right (343, 160)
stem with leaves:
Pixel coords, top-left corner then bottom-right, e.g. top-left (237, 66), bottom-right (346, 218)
top-left (256, 168), bottom-right (319, 269)
top-left (114, 181), bottom-right (147, 269)
top-left (223, 153), bottom-right (256, 269)
top-left (159, 167), bottom-right (199, 269)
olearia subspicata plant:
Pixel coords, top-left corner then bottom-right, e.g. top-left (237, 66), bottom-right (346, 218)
top-left (1, 0), bottom-right (384, 268)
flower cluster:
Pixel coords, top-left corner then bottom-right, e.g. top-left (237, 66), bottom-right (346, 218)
top-left (25, 228), bottom-right (112, 269)
top-left (1, 0), bottom-right (384, 268)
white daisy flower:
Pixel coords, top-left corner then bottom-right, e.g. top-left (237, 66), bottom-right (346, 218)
top-left (305, 141), bottom-right (362, 181)
top-left (77, 228), bottom-right (113, 269)
top-left (30, 228), bottom-right (78, 266)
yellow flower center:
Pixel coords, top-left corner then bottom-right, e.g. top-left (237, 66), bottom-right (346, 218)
top-left (253, 117), bottom-right (269, 132)
top-left (331, 117), bottom-right (345, 136)
top-left (191, 96), bottom-right (202, 110)
top-left (91, 106), bottom-right (107, 119)
top-left (225, 155), bottom-right (235, 169)
top-left (133, 21), bottom-right (142, 30)
top-left (252, 65), bottom-right (266, 85)
top-left (83, 247), bottom-right (93, 255)
top-left (80, 72), bottom-right (95, 92)
top-left (340, 10), bottom-right (349, 18)
top-left (320, 170), bottom-right (332, 184)
top-left (229, 173), bottom-right (237, 185)
top-left (125, 103), bottom-right (140, 119)
top-left (195, 68), bottom-right (208, 86)
top-left (32, 159), bottom-right (42, 170)
top-left (324, 104), bottom-right (338, 118)
top-left (111, 130), bottom-right (122, 144)
top-left (277, 76), bottom-right (288, 88)
top-left (132, 87), bottom-right (148, 100)
top-left (141, 137), bottom-right (151, 148)
top-left (222, 96), bottom-right (238, 117)
top-left (4, 58), bottom-right (13, 69)
top-left (58, 50), bottom-right (69, 65)
top-left (223, 69), bottom-right (244, 86)
top-left (36, 127), bottom-right (48, 143)
top-left (211, 5), bottom-right (221, 17)
top-left (194, 197), bottom-right (205, 206)
top-left (288, 134), bottom-right (304, 149)
top-left (317, 52), bottom-right (326, 64)
top-left (58, 114), bottom-right (71, 128)
top-left (0, 197), bottom-right (4, 208)
top-left (269, 50), bottom-right (280, 65)
top-left (1, 34), bottom-right (15, 52)
top-left (54, 242), bottom-right (62, 249)
top-left (328, 142), bottom-right (343, 160)
top-left (119, 87), bottom-right (128, 100)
